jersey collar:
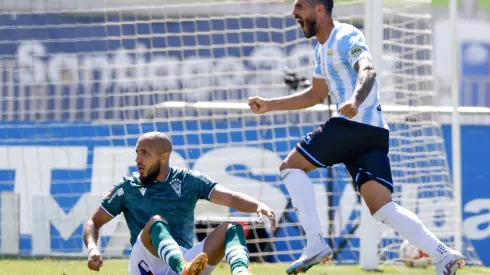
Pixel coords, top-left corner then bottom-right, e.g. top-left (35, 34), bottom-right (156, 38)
top-left (163, 167), bottom-right (173, 183)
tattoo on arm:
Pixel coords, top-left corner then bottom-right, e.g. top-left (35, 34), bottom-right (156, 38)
top-left (353, 57), bottom-right (377, 105)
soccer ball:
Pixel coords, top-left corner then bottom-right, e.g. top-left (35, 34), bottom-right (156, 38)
top-left (399, 239), bottom-right (432, 268)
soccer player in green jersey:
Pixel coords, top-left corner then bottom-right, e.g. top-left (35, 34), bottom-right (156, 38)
top-left (83, 132), bottom-right (276, 275)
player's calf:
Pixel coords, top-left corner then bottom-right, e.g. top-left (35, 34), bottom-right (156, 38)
top-left (362, 180), bottom-right (463, 270)
top-left (202, 222), bottom-right (251, 275)
top-left (224, 223), bottom-right (250, 275)
top-left (141, 215), bottom-right (208, 275)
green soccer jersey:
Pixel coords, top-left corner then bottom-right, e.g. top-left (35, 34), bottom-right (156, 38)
top-left (100, 167), bottom-right (218, 249)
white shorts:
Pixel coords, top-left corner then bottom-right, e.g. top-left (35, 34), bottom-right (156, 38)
top-left (128, 234), bottom-right (217, 275)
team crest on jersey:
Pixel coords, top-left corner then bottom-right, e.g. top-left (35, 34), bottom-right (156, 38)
top-left (304, 133), bottom-right (312, 145)
top-left (327, 50), bottom-right (333, 56)
top-left (169, 179), bottom-right (182, 197)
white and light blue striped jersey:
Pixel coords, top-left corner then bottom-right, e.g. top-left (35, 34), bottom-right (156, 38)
top-left (313, 21), bottom-right (389, 130)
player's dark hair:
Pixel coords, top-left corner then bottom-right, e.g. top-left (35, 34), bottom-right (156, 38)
top-left (323, 0), bottom-right (333, 16)
top-left (309, 0), bottom-right (333, 16)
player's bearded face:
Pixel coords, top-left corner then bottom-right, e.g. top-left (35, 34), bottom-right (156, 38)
top-left (295, 13), bottom-right (317, 39)
top-left (139, 162), bottom-right (160, 186)
top-left (303, 15), bottom-right (317, 38)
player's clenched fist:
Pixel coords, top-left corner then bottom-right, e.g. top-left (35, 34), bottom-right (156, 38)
top-left (338, 98), bottom-right (359, 119)
top-left (247, 96), bottom-right (270, 114)
top-left (87, 244), bottom-right (103, 271)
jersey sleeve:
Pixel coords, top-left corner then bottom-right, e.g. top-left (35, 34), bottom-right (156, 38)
top-left (312, 43), bottom-right (325, 79)
top-left (342, 30), bottom-right (371, 69)
top-left (189, 170), bottom-right (218, 201)
top-left (100, 180), bottom-right (126, 217)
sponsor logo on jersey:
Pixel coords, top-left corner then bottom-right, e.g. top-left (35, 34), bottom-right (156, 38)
top-left (139, 187), bottom-right (147, 196)
top-left (108, 187), bottom-right (124, 204)
top-left (351, 47), bottom-right (362, 55)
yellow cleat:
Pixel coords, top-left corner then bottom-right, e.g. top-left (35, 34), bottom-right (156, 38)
top-left (182, 252), bottom-right (208, 275)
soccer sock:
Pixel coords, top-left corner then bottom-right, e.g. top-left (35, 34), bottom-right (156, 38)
top-left (280, 169), bottom-right (324, 249)
top-left (150, 220), bottom-right (186, 274)
top-left (225, 224), bottom-right (249, 274)
top-left (373, 201), bottom-right (449, 263)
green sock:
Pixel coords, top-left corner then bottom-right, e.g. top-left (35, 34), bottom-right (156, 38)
top-left (150, 221), bottom-right (186, 274)
top-left (225, 224), bottom-right (249, 274)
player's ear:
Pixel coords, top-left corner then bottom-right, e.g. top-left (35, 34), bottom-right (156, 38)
top-left (316, 3), bottom-right (324, 14)
top-left (160, 151), bottom-right (170, 162)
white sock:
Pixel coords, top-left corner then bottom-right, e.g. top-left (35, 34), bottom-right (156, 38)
top-left (280, 169), bottom-right (324, 248)
top-left (373, 201), bottom-right (449, 263)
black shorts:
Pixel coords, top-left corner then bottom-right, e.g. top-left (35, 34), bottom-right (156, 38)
top-left (296, 117), bottom-right (394, 193)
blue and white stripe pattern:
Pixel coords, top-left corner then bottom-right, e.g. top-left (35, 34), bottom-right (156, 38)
top-left (313, 21), bottom-right (389, 130)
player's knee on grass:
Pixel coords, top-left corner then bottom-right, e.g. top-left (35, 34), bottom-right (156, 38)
top-left (359, 180), bottom-right (393, 215)
top-left (141, 215), bottom-right (168, 256)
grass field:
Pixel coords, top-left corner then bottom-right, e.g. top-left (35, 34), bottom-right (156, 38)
top-left (0, 260), bottom-right (489, 275)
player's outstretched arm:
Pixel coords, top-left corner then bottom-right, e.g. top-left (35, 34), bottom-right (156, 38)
top-left (248, 77), bottom-right (328, 114)
top-left (209, 185), bottom-right (276, 231)
top-left (83, 207), bottom-right (114, 271)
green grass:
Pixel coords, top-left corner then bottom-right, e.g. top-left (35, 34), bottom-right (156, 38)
top-left (431, 0), bottom-right (490, 8)
top-left (0, 260), bottom-right (488, 275)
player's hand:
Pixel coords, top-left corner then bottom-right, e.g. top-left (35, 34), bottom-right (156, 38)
top-left (338, 98), bottom-right (359, 118)
top-left (87, 246), bottom-right (103, 271)
top-left (256, 203), bottom-right (276, 232)
top-left (247, 96), bottom-right (271, 114)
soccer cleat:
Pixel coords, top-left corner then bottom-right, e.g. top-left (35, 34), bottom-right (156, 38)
top-left (286, 245), bottom-right (333, 275)
top-left (435, 249), bottom-right (465, 275)
top-left (182, 252), bottom-right (208, 275)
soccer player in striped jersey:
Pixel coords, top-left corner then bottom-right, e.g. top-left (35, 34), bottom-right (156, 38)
top-left (83, 132), bottom-right (276, 275)
top-left (248, 0), bottom-right (465, 274)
